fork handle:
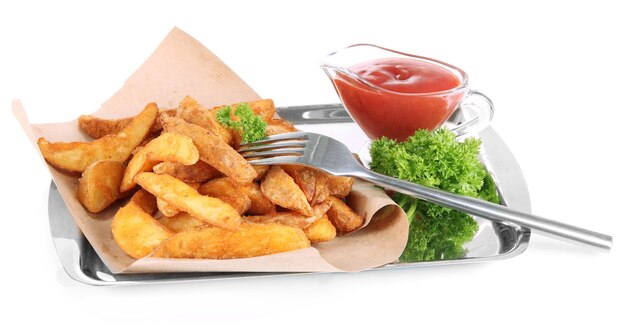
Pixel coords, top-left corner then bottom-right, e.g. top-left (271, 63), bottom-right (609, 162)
top-left (354, 168), bottom-right (612, 251)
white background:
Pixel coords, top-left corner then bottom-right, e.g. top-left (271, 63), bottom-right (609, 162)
top-left (1, 0), bottom-right (624, 326)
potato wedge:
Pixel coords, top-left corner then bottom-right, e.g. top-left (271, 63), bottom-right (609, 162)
top-left (261, 166), bottom-right (313, 216)
top-left (327, 176), bottom-right (354, 198)
top-left (153, 223), bottom-right (310, 259)
top-left (158, 212), bottom-right (207, 233)
top-left (157, 182), bottom-right (201, 217)
top-left (111, 196), bottom-right (174, 259)
top-left (177, 95), bottom-right (233, 145)
top-left (265, 118), bottom-right (297, 136)
top-left (253, 165), bottom-right (270, 181)
top-left (38, 103), bottom-right (158, 174)
top-left (120, 132), bottom-right (199, 193)
top-left (281, 165), bottom-right (331, 205)
top-left (198, 177), bottom-right (251, 215)
top-left (245, 201), bottom-right (330, 229)
top-left (152, 160), bottom-right (221, 183)
top-left (161, 116), bottom-right (257, 184)
top-left (77, 160), bottom-right (126, 213)
top-left (78, 108), bottom-right (176, 139)
top-left (304, 215), bottom-right (337, 243)
top-left (242, 182), bottom-right (275, 215)
top-left (130, 189), bottom-right (158, 215)
top-left (135, 172), bottom-right (241, 230)
top-left (326, 196), bottom-right (365, 235)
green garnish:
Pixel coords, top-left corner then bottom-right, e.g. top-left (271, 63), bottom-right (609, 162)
top-left (216, 103), bottom-right (267, 143)
top-left (369, 128), bottom-right (501, 262)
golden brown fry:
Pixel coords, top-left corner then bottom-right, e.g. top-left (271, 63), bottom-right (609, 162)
top-left (77, 160), bottom-right (125, 213)
top-left (327, 176), bottom-right (354, 198)
top-left (198, 177), bottom-right (251, 215)
top-left (161, 116), bottom-right (257, 184)
top-left (111, 196), bottom-right (174, 259)
top-left (242, 182), bottom-right (275, 215)
top-left (120, 132), bottom-right (199, 193)
top-left (158, 212), bottom-right (207, 233)
top-left (78, 109), bottom-right (176, 139)
top-left (38, 103), bottom-right (158, 174)
top-left (253, 165), bottom-right (270, 181)
top-left (210, 99), bottom-right (276, 123)
top-left (157, 182), bottom-right (201, 217)
top-left (304, 215), bottom-right (337, 243)
top-left (265, 119), bottom-right (297, 136)
top-left (130, 189), bottom-right (158, 215)
top-left (152, 160), bottom-right (221, 183)
top-left (326, 196), bottom-right (365, 235)
top-left (281, 165), bottom-right (331, 205)
top-left (261, 166), bottom-right (313, 215)
top-left (177, 95), bottom-right (233, 145)
top-left (153, 223), bottom-right (310, 259)
top-left (245, 201), bottom-right (330, 229)
top-left (135, 172), bottom-right (241, 230)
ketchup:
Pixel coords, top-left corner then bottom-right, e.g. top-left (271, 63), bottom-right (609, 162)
top-left (333, 57), bottom-right (465, 141)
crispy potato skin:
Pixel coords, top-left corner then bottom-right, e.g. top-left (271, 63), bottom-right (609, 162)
top-left (158, 212), bottom-right (207, 233)
top-left (242, 182), bottom-right (275, 215)
top-left (153, 223), bottom-right (310, 259)
top-left (111, 198), bottom-right (174, 259)
top-left (252, 165), bottom-right (270, 181)
top-left (135, 172), bottom-right (242, 230)
top-left (245, 201), bottom-right (330, 229)
top-left (261, 166), bottom-right (313, 216)
top-left (78, 109), bottom-right (176, 139)
top-left (38, 103), bottom-right (158, 173)
top-left (304, 215), bottom-right (337, 243)
top-left (120, 132), bottom-right (199, 192)
top-left (326, 196), bottom-right (365, 235)
top-left (152, 160), bottom-right (221, 183)
top-left (161, 116), bottom-right (257, 184)
top-left (198, 177), bottom-right (251, 215)
top-left (327, 176), bottom-right (354, 198)
top-left (177, 96), bottom-right (233, 145)
top-left (265, 119), bottom-right (297, 136)
top-left (157, 182), bottom-right (201, 217)
top-left (77, 160), bottom-right (125, 213)
top-left (130, 189), bottom-right (158, 215)
top-left (281, 165), bottom-right (331, 205)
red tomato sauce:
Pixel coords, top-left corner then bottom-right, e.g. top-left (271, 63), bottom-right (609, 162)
top-left (333, 57), bottom-right (465, 141)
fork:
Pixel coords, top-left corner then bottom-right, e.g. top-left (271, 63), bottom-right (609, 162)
top-left (239, 132), bottom-right (612, 251)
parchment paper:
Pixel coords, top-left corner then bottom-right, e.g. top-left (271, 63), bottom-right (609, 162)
top-left (13, 27), bottom-right (408, 273)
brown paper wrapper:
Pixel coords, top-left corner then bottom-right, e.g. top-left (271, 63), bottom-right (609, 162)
top-left (13, 27), bottom-right (408, 273)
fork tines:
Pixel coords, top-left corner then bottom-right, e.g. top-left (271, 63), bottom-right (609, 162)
top-left (238, 132), bottom-right (309, 164)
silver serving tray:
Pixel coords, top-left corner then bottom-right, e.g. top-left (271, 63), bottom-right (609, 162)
top-left (48, 104), bottom-right (531, 286)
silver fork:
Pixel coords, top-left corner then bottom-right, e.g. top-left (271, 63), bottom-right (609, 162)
top-left (239, 132), bottom-right (612, 251)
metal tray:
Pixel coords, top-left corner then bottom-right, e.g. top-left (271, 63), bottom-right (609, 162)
top-left (48, 104), bottom-right (531, 286)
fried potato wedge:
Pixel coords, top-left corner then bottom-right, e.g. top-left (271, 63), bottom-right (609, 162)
top-left (130, 189), bottom-right (158, 215)
top-left (198, 177), bottom-right (251, 215)
top-left (282, 165), bottom-right (331, 205)
top-left (38, 103), bottom-right (158, 174)
top-left (261, 166), bottom-right (313, 216)
top-left (111, 197), bottom-right (174, 259)
top-left (135, 172), bottom-right (241, 230)
top-left (242, 182), bottom-right (275, 215)
top-left (326, 196), bottom-right (365, 235)
top-left (153, 223), bottom-right (310, 259)
top-left (78, 108), bottom-right (176, 139)
top-left (120, 132), bottom-right (199, 193)
top-left (245, 201), bottom-right (330, 229)
top-left (161, 116), bottom-right (257, 184)
top-left (77, 160), bottom-right (125, 213)
top-left (158, 212), bottom-right (207, 233)
top-left (177, 95), bottom-right (233, 145)
top-left (253, 165), bottom-right (270, 181)
top-left (304, 215), bottom-right (337, 243)
top-left (152, 160), bottom-right (221, 183)
top-left (327, 176), bottom-right (354, 198)
top-left (265, 118), bottom-right (297, 136)
top-left (157, 182), bottom-right (201, 217)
